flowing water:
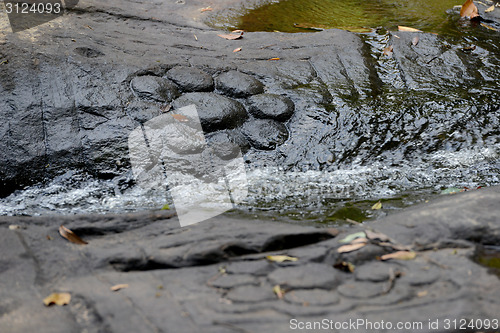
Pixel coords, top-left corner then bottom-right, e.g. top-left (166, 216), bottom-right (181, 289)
top-left (1, 0), bottom-right (500, 226)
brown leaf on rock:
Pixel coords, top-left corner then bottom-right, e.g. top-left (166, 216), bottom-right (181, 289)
top-left (460, 0), bottom-right (479, 18)
top-left (266, 255), bottom-right (298, 263)
top-left (334, 261), bottom-right (356, 272)
top-left (371, 201), bottom-right (383, 210)
top-left (233, 47), bottom-right (242, 53)
top-left (398, 26), bottom-right (422, 32)
top-left (171, 114), bottom-right (189, 122)
top-left (59, 225), bottom-right (88, 245)
top-left (43, 292), bottom-right (71, 306)
top-left (480, 22), bottom-right (498, 31)
top-left (365, 230), bottom-right (391, 242)
top-left (351, 237), bottom-right (368, 244)
top-left (383, 45), bottom-right (393, 57)
top-left (231, 30), bottom-right (245, 34)
top-left (268, 57), bottom-right (280, 61)
top-left (337, 242), bottom-right (367, 253)
top-left (273, 285), bottom-right (285, 299)
top-left (200, 7), bottom-right (213, 12)
top-left (110, 284), bottom-right (129, 292)
top-left (412, 36), bottom-right (419, 46)
top-left (217, 33), bottom-right (243, 40)
top-left (380, 251), bottom-right (416, 261)
top-left (485, 5), bottom-right (495, 13)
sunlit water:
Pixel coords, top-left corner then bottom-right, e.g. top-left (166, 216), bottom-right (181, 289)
top-left (211, 0), bottom-right (480, 34)
top-left (1, 144), bottom-right (498, 225)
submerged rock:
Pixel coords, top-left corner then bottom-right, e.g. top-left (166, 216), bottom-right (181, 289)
top-left (241, 119), bottom-right (289, 150)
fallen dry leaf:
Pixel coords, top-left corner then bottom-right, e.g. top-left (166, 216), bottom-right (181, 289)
top-left (217, 32), bottom-right (243, 40)
top-left (171, 114), bottom-right (189, 122)
top-left (110, 284), bottom-right (129, 292)
top-left (268, 57), bottom-right (280, 61)
top-left (334, 261), bottom-right (356, 272)
top-left (43, 292), bottom-right (71, 306)
top-left (340, 231), bottom-right (366, 243)
top-left (383, 45), bottom-right (393, 57)
top-left (365, 230), bottom-right (390, 242)
top-left (337, 242), bottom-right (367, 253)
top-left (273, 285), bottom-right (285, 299)
top-left (380, 251), bottom-right (417, 261)
top-left (200, 6), bottom-right (212, 12)
top-left (59, 225), bottom-right (88, 245)
top-left (460, 0), bottom-right (479, 18)
top-left (417, 290), bottom-right (428, 297)
top-left (233, 47), bottom-right (242, 53)
top-left (480, 22), bottom-right (498, 31)
top-left (485, 5), bottom-right (495, 13)
top-left (8, 224), bottom-right (21, 230)
top-left (351, 237), bottom-right (368, 244)
top-left (398, 26), bottom-right (422, 32)
top-left (266, 255), bottom-right (298, 263)
top-left (412, 36), bottom-right (419, 46)
top-left (232, 29), bottom-right (245, 34)
top-left (372, 201), bottom-right (383, 210)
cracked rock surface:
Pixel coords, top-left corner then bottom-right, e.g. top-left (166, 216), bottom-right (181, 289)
top-left (0, 187), bottom-right (499, 333)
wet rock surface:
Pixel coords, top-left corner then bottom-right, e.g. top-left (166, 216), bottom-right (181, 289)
top-left (241, 119), bottom-right (289, 150)
top-left (130, 75), bottom-right (180, 103)
top-left (172, 92), bottom-right (248, 132)
top-left (1, 187), bottom-right (499, 333)
top-left (248, 93), bottom-right (295, 121)
top-left (215, 70), bottom-right (265, 98)
top-left (0, 0), bottom-right (498, 197)
top-left (166, 66), bottom-right (215, 92)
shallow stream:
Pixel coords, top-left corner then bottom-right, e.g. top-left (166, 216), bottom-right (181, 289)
top-left (1, 0), bottom-right (499, 226)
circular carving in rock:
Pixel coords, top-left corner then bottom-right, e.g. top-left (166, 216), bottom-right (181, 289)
top-left (284, 289), bottom-right (340, 306)
top-left (172, 92), bottom-right (247, 132)
top-left (130, 75), bottom-right (180, 103)
top-left (268, 263), bottom-right (338, 289)
top-left (248, 94), bottom-right (295, 121)
top-left (215, 71), bottom-right (264, 98)
top-left (241, 119), bottom-right (289, 150)
top-left (166, 66), bottom-right (214, 92)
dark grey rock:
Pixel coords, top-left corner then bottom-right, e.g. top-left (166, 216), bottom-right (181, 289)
top-left (211, 274), bottom-right (257, 289)
top-left (215, 71), bottom-right (264, 98)
top-left (247, 94), bottom-right (295, 121)
top-left (337, 281), bottom-right (388, 298)
top-left (130, 75), bottom-right (180, 103)
top-left (172, 92), bottom-right (247, 132)
top-left (240, 119), bottom-right (289, 150)
top-left (206, 130), bottom-right (249, 159)
top-left (225, 260), bottom-right (274, 276)
top-left (284, 289), bottom-right (340, 306)
top-left (267, 263), bottom-right (339, 289)
top-left (166, 66), bottom-right (214, 92)
top-left (125, 100), bottom-right (163, 123)
top-left (0, 187), bottom-right (500, 332)
top-left (355, 262), bottom-right (399, 282)
top-left (226, 285), bottom-right (275, 303)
